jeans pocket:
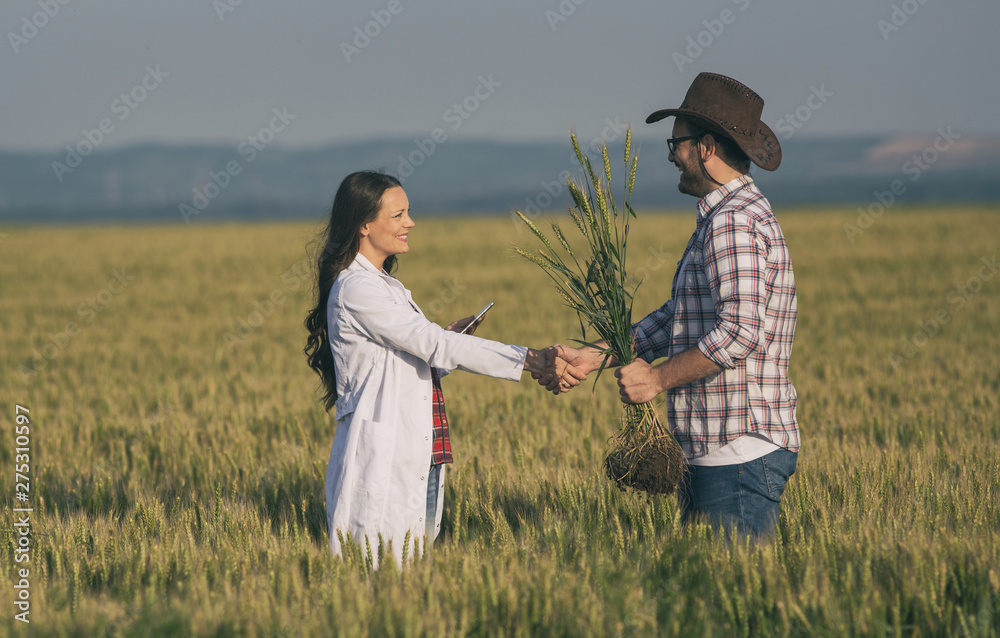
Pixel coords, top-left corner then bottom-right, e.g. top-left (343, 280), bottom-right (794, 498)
top-left (762, 450), bottom-right (797, 500)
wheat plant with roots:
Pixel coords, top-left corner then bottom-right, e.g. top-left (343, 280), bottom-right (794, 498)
top-left (515, 129), bottom-right (687, 495)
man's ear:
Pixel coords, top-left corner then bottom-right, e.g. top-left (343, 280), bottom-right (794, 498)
top-left (700, 134), bottom-right (718, 161)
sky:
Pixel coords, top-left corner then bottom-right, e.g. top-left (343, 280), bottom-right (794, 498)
top-left (3, 0), bottom-right (999, 153)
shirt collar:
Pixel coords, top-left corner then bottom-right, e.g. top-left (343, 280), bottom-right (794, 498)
top-left (353, 253), bottom-right (392, 278)
top-left (696, 174), bottom-right (755, 223)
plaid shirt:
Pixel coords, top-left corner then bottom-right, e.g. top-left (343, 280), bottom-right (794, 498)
top-left (632, 175), bottom-right (800, 460)
top-left (430, 367), bottom-right (453, 465)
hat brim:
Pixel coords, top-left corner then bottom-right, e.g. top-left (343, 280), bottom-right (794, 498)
top-left (645, 108), bottom-right (782, 171)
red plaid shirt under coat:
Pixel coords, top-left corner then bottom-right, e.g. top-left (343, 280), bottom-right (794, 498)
top-left (632, 175), bottom-right (800, 460)
top-left (430, 367), bottom-right (453, 465)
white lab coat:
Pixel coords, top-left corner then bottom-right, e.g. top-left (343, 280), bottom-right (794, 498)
top-left (325, 254), bottom-right (527, 567)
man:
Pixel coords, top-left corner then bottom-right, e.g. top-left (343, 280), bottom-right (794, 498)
top-left (555, 72), bottom-right (800, 537)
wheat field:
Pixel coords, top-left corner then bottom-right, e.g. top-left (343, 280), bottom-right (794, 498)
top-left (1, 206), bottom-right (998, 636)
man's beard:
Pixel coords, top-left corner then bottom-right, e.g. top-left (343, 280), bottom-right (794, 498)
top-left (675, 156), bottom-right (705, 197)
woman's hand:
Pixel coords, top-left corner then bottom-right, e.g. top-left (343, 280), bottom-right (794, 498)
top-left (532, 345), bottom-right (608, 393)
top-left (524, 347), bottom-right (587, 395)
top-left (445, 314), bottom-right (484, 335)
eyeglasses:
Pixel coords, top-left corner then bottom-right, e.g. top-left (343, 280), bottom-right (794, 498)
top-left (667, 134), bottom-right (703, 155)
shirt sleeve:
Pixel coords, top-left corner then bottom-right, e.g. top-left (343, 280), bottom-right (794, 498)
top-left (337, 274), bottom-right (527, 381)
top-left (631, 299), bottom-right (675, 363)
top-left (696, 211), bottom-right (767, 370)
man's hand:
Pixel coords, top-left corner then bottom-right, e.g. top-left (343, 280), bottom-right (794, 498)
top-left (614, 358), bottom-right (664, 404)
top-left (615, 347), bottom-right (723, 403)
top-left (526, 347), bottom-right (587, 395)
top-left (533, 344), bottom-right (607, 393)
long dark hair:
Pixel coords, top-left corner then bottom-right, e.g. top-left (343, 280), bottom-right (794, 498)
top-left (304, 171), bottom-right (402, 411)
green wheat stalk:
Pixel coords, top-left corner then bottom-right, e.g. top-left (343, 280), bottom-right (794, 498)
top-left (515, 128), bottom-right (681, 456)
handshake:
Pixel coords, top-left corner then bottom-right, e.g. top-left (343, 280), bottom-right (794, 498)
top-left (447, 315), bottom-right (662, 403)
top-left (446, 314), bottom-right (599, 395)
top-left (527, 345), bottom-right (671, 404)
top-left (524, 345), bottom-right (604, 396)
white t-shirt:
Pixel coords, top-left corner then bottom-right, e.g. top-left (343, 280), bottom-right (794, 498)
top-left (687, 433), bottom-right (781, 466)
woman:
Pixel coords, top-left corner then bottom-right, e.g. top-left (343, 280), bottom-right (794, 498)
top-left (304, 171), bottom-right (576, 568)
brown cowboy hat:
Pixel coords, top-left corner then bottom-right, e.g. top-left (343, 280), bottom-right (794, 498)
top-left (646, 72), bottom-right (781, 171)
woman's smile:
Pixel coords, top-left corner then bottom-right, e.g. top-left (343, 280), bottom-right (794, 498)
top-left (359, 186), bottom-right (415, 269)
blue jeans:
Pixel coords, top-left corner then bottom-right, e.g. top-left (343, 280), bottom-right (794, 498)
top-left (425, 464), bottom-right (445, 543)
top-left (677, 448), bottom-right (797, 538)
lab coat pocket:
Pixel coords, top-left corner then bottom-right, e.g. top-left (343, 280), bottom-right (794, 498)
top-left (352, 418), bottom-right (395, 495)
